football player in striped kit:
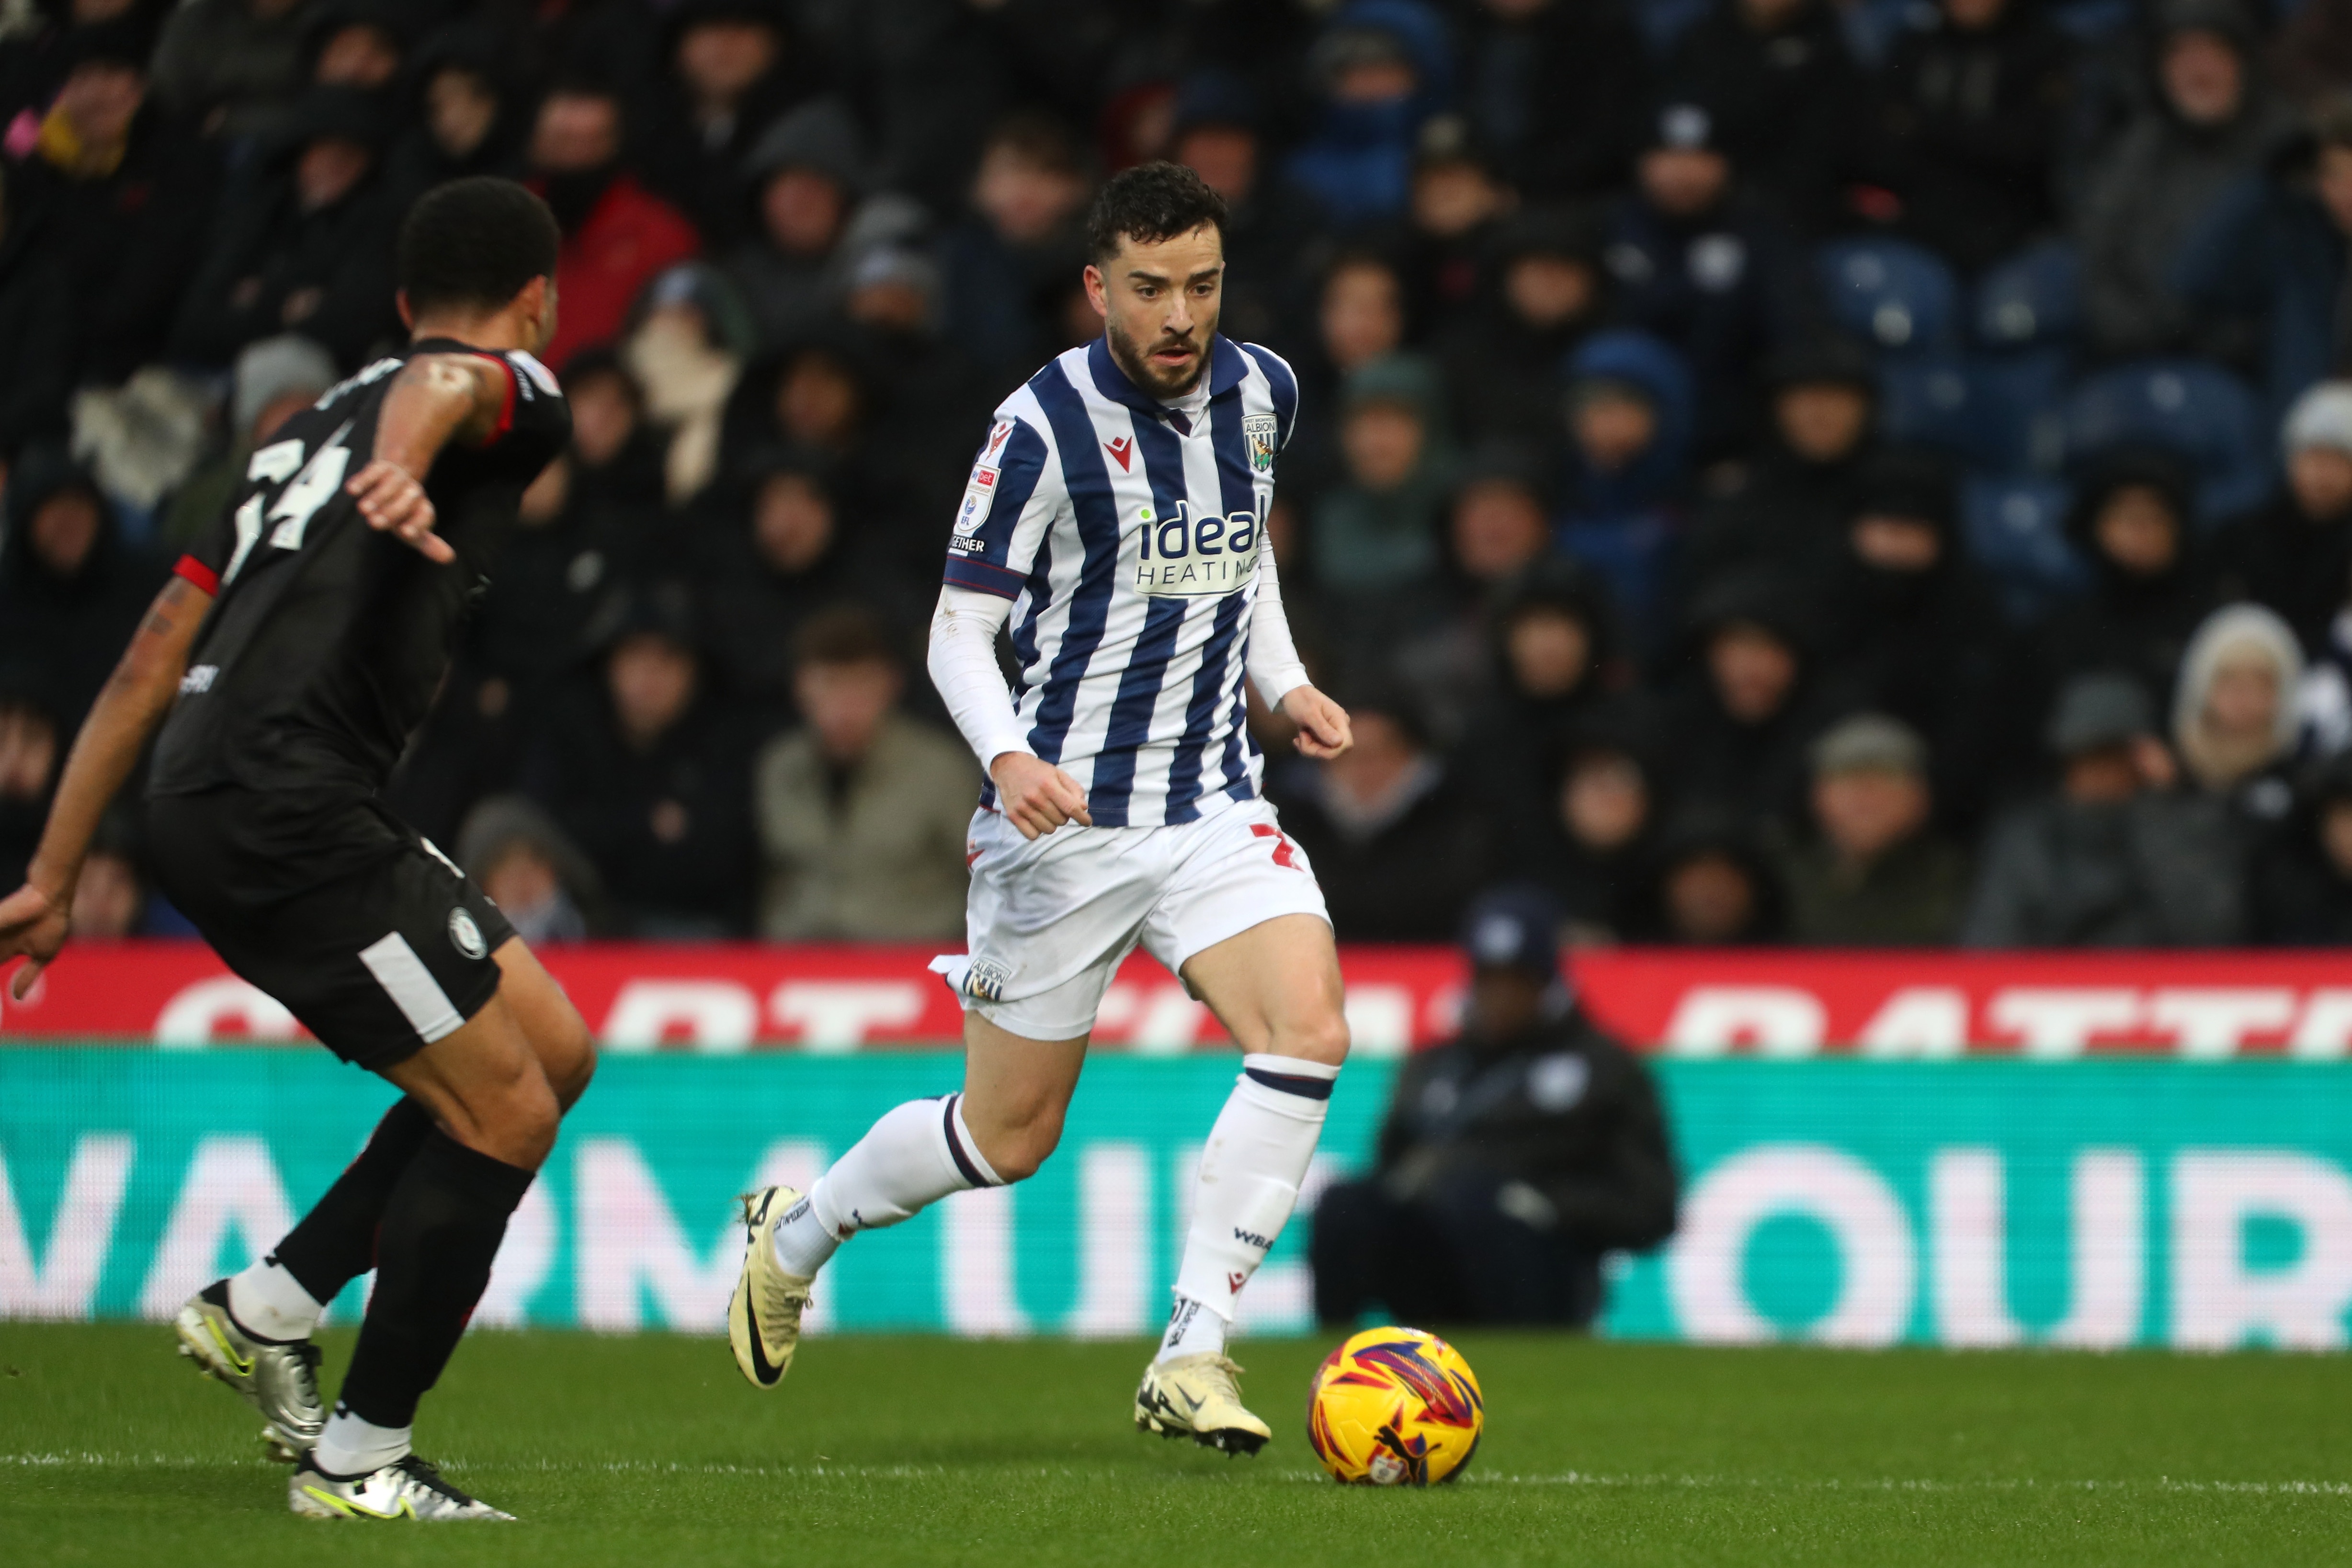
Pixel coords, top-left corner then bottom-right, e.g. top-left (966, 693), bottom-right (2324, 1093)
top-left (731, 162), bottom-right (1355, 1454)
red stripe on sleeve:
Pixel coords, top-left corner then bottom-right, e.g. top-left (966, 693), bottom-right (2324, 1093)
top-left (467, 352), bottom-right (517, 442)
top-left (173, 555), bottom-right (220, 595)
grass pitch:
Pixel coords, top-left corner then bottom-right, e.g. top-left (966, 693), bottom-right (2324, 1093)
top-left (2, 1324), bottom-right (2348, 1566)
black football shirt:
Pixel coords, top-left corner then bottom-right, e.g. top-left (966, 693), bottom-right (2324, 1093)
top-left (150, 338), bottom-right (571, 799)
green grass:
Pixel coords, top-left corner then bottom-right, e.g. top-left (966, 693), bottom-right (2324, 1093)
top-left (2, 1325), bottom-right (2349, 1566)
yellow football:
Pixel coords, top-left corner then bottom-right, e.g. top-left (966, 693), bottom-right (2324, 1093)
top-left (1306, 1326), bottom-right (1484, 1485)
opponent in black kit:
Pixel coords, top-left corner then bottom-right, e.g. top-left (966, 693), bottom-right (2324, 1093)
top-left (0, 178), bottom-right (594, 1522)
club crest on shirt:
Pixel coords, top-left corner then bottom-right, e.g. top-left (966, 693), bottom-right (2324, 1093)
top-left (1243, 413), bottom-right (1279, 475)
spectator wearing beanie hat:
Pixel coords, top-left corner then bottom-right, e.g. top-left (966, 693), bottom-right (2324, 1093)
top-left (1660, 0), bottom-right (1869, 236)
top-left (2040, 447), bottom-right (2219, 705)
top-left (2212, 381), bottom-right (2352, 652)
top-left (726, 96), bottom-right (873, 352)
top-left (1435, 204), bottom-right (1613, 463)
top-left (1775, 713), bottom-right (1970, 945)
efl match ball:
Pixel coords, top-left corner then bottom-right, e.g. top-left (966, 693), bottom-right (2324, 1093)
top-left (1306, 1326), bottom-right (1484, 1486)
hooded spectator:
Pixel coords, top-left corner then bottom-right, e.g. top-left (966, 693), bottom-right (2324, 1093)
top-left (0, 163), bottom-right (73, 463)
top-left (2170, 603), bottom-right (2304, 821)
top-left (455, 795), bottom-right (612, 945)
top-left (1603, 99), bottom-right (1810, 455)
top-left (939, 111), bottom-right (1092, 379)
top-left (1963, 672), bottom-right (2246, 944)
top-left (170, 87), bottom-right (400, 369)
top-left (1664, 0), bottom-right (1871, 234)
top-left (1389, 444), bottom-right (1563, 731)
top-left (1401, 115), bottom-right (1515, 334)
top-left (1455, 0), bottom-right (1651, 201)
top-left (522, 588), bottom-right (759, 938)
top-left (1283, 0), bottom-right (1453, 226)
top-left (1436, 205), bottom-right (1610, 462)
top-left (561, 346), bottom-right (671, 539)
top-left (1874, 0), bottom-right (2076, 272)
top-left (638, 0), bottom-right (815, 248)
top-left (1455, 558), bottom-right (1628, 837)
top-left (725, 95), bottom-right (870, 351)
top-left (0, 446), bottom-right (161, 732)
top-left (2250, 751), bottom-right (2352, 941)
top-left (527, 79), bottom-right (703, 371)
top-left (841, 245), bottom-right (997, 534)
top-left (160, 332), bottom-right (338, 549)
top-left (1639, 807), bottom-right (1788, 943)
top-left (1655, 572), bottom-right (1834, 831)
top-left (2044, 447), bottom-right (2218, 699)
top-left (2213, 384), bottom-right (2352, 653)
top-left (1554, 330), bottom-right (1694, 632)
top-left (149, 0), bottom-right (309, 136)
top-left (1777, 713), bottom-right (1971, 944)
top-left (621, 262), bottom-right (754, 506)
top-left (2074, 0), bottom-right (2298, 359)
top-left (754, 606), bottom-right (978, 940)
top-left (1529, 708), bottom-right (1665, 943)
top-left (385, 20), bottom-right (526, 207)
top-left (1168, 69), bottom-right (1316, 349)
top-left (1309, 354), bottom-right (1456, 618)
top-left (1289, 250), bottom-right (1410, 482)
top-left (1270, 686), bottom-right (1488, 941)
top-left (300, 0), bottom-right (407, 99)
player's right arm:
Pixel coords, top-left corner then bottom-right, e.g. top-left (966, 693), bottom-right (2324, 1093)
top-left (342, 352), bottom-right (516, 564)
top-left (0, 572), bottom-right (213, 997)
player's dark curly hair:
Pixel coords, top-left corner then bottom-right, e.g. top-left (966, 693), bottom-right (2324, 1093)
top-left (1084, 161), bottom-right (1228, 263)
top-left (397, 177), bottom-right (562, 314)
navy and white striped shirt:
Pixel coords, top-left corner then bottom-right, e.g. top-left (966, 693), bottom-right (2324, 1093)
top-left (943, 334), bottom-right (1300, 829)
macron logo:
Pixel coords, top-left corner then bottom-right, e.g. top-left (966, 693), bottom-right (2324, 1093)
top-left (1105, 436), bottom-right (1133, 471)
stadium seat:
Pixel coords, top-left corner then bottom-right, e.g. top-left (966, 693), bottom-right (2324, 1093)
top-left (1973, 241), bottom-right (2081, 351)
top-left (2062, 359), bottom-right (2274, 525)
top-left (1962, 476), bottom-right (2089, 622)
top-left (1963, 349), bottom-right (2071, 476)
top-left (1878, 357), bottom-right (1996, 470)
top-left (1818, 238), bottom-right (1962, 357)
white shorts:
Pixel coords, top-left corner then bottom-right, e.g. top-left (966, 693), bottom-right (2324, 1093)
top-left (932, 796), bottom-right (1331, 1041)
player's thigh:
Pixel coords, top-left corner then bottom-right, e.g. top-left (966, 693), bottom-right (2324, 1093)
top-left (490, 937), bottom-right (595, 1111)
top-left (960, 1011), bottom-right (1088, 1154)
top-left (1179, 913), bottom-right (1349, 1065)
top-left (377, 992), bottom-right (561, 1170)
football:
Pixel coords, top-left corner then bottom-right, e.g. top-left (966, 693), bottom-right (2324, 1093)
top-left (1306, 1326), bottom-right (1485, 1486)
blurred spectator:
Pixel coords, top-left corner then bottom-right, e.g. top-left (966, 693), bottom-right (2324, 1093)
top-left (1874, 0), bottom-right (2075, 273)
top-left (2075, 0), bottom-right (2297, 360)
top-left (1435, 205), bottom-right (1608, 463)
top-left (693, 449), bottom-right (880, 709)
top-left (560, 345), bottom-right (670, 534)
top-left (940, 110), bottom-right (1091, 379)
top-left (0, 162), bottom-right (74, 463)
top-left (301, 0), bottom-right (406, 100)
top-left (1529, 712), bottom-right (1662, 943)
top-left (2250, 751), bottom-right (2352, 940)
top-left (161, 332), bottom-right (337, 549)
top-left (148, 0), bottom-right (306, 136)
top-left (385, 21), bottom-right (525, 207)
top-left (726, 95), bottom-right (868, 352)
top-left (2273, 0), bottom-right (2352, 107)
top-left (2170, 603), bottom-right (2303, 827)
top-left (2045, 448), bottom-right (2217, 700)
top-left (1271, 690), bottom-right (1486, 941)
top-left (754, 607), bottom-right (976, 940)
top-left (1455, 559), bottom-right (1625, 834)
top-left (1168, 69), bottom-right (1311, 349)
top-left (623, 261), bottom-right (750, 504)
top-left (1685, 334), bottom-right (1880, 593)
top-left (456, 795), bottom-right (611, 945)
top-left (1554, 329), bottom-right (1694, 630)
top-left (1284, 0), bottom-right (1452, 227)
top-left (174, 87), bottom-right (396, 369)
top-left (1656, 573), bottom-right (1832, 830)
top-left (1401, 115), bottom-right (1513, 332)
top-left (0, 446), bottom-right (159, 731)
top-left (528, 79), bottom-right (702, 370)
top-left (1665, 0), bottom-right (1870, 234)
top-left (1310, 886), bottom-right (1677, 1329)
top-left (1390, 447), bottom-right (1562, 732)
top-left (0, 0), bottom-right (167, 129)
top-left (1604, 100), bottom-right (1807, 455)
top-left (1309, 354), bottom-right (1455, 619)
top-left (1455, 0), bottom-right (1650, 202)
top-left (1291, 250), bottom-right (1409, 479)
top-left (1641, 808), bottom-right (1788, 942)
top-left (1964, 672), bottom-right (2246, 944)
top-left (2212, 379), bottom-right (2352, 651)
top-left (523, 592), bottom-right (758, 938)
top-left (638, 0), bottom-right (810, 248)
top-left (1777, 713), bottom-right (1970, 944)
top-left (0, 668), bottom-right (60, 890)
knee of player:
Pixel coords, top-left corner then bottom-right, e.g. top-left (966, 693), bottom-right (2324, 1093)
top-left (480, 1067), bottom-right (562, 1170)
top-left (1274, 1010), bottom-right (1351, 1069)
top-left (982, 1119), bottom-right (1062, 1184)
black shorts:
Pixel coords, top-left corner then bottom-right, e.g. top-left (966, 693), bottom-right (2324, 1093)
top-left (147, 787), bottom-right (516, 1072)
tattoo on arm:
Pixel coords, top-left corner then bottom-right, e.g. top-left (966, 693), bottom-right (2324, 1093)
top-left (138, 578), bottom-right (198, 639)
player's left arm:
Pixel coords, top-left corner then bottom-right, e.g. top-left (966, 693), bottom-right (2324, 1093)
top-left (343, 353), bottom-right (515, 565)
top-left (1248, 546), bottom-right (1351, 760)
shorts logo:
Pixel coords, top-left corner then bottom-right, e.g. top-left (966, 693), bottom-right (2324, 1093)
top-left (964, 957), bottom-right (1013, 1003)
top-left (447, 908), bottom-right (488, 960)
top-left (1243, 413), bottom-right (1279, 475)
top-left (1250, 823), bottom-right (1301, 870)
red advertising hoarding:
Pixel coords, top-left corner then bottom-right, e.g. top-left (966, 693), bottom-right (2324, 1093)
top-left (4, 941), bottom-right (2350, 1058)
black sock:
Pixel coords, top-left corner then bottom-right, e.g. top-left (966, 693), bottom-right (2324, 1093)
top-left (336, 1130), bottom-right (535, 1430)
top-left (273, 1097), bottom-right (435, 1305)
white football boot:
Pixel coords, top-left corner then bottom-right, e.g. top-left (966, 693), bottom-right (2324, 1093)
top-left (174, 1279), bottom-right (325, 1462)
top-left (728, 1184), bottom-right (814, 1390)
top-left (1135, 1353), bottom-right (1273, 1456)
top-left (289, 1453), bottom-right (513, 1521)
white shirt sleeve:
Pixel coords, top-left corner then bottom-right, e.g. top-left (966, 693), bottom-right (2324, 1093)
top-left (929, 586), bottom-right (1033, 772)
top-left (1246, 548), bottom-right (1311, 709)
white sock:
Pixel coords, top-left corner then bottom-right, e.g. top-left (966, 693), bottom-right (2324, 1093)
top-left (1160, 1053), bottom-right (1338, 1364)
top-left (227, 1255), bottom-right (322, 1342)
top-left (774, 1094), bottom-right (1002, 1277)
top-left (313, 1407), bottom-right (411, 1477)
top-left (1159, 1295), bottom-right (1228, 1360)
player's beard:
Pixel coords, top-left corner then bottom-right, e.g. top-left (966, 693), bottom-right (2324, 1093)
top-left (1106, 313), bottom-right (1213, 400)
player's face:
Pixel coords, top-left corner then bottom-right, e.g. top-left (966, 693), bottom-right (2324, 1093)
top-left (1086, 225), bottom-right (1224, 399)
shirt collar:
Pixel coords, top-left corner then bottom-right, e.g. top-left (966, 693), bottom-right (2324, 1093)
top-left (1086, 334), bottom-right (1250, 418)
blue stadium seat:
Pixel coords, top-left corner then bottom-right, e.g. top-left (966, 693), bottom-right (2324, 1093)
top-left (1878, 357), bottom-right (1997, 470)
top-left (2062, 359), bottom-right (2274, 525)
top-left (1962, 476), bottom-right (2089, 622)
top-left (1963, 349), bottom-right (2071, 475)
top-left (1818, 238), bottom-right (1962, 357)
top-left (1973, 241), bottom-right (2081, 351)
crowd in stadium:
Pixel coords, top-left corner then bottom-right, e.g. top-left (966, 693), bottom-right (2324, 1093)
top-left (5, 0), bottom-right (2352, 950)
